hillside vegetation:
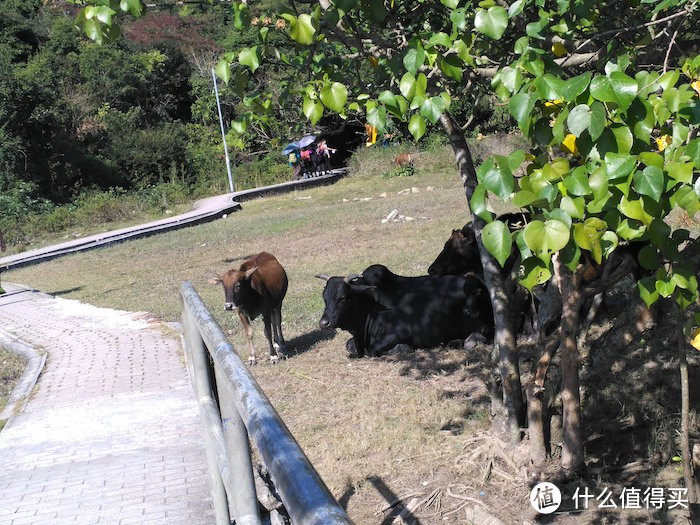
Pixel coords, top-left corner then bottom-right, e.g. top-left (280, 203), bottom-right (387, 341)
top-left (6, 143), bottom-right (698, 524)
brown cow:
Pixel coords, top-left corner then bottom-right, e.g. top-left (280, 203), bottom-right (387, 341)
top-left (214, 252), bottom-right (289, 365)
top-left (394, 153), bottom-right (414, 168)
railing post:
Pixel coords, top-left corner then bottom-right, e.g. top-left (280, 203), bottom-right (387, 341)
top-left (181, 302), bottom-right (231, 525)
top-left (214, 364), bottom-right (262, 525)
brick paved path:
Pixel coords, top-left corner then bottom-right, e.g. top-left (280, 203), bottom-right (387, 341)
top-left (0, 284), bottom-right (213, 524)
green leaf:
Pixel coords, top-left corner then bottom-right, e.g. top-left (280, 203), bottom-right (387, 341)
top-left (320, 82), bottom-right (348, 113)
top-left (638, 276), bottom-right (659, 307)
top-left (408, 114), bottom-right (426, 141)
top-left (215, 58), bottom-right (231, 85)
top-left (439, 54), bottom-right (463, 82)
top-left (513, 190), bottom-right (538, 207)
top-left (560, 196), bottom-right (585, 219)
top-left (303, 96), bottom-right (324, 125)
top-left (567, 104), bottom-right (592, 137)
top-left (655, 273), bottom-right (676, 298)
top-left (507, 150), bottom-right (526, 172)
top-left (586, 102), bottom-right (606, 141)
top-left (589, 166), bottom-right (608, 200)
top-left (685, 139), bottom-right (700, 167)
top-left (534, 74), bottom-right (565, 100)
top-left (289, 13), bottom-right (316, 44)
top-left (403, 48), bottom-right (425, 75)
top-left (573, 217), bottom-right (607, 263)
top-left (633, 166), bottom-right (664, 202)
top-left (83, 18), bottom-right (103, 44)
top-left (500, 66), bottom-right (523, 94)
top-left (482, 220), bottom-right (513, 268)
top-left (640, 152), bottom-right (664, 169)
top-left (665, 161), bottom-right (694, 184)
top-left (561, 72), bottom-right (592, 102)
top-left (609, 72), bottom-right (638, 112)
top-left (367, 105), bottom-right (386, 130)
top-left (120, 0), bottom-right (142, 17)
top-left (519, 257), bottom-right (552, 291)
top-left (441, 0), bottom-right (460, 6)
top-left (428, 32), bottom-right (452, 48)
top-left (477, 157), bottom-right (514, 200)
top-left (560, 239), bottom-right (581, 271)
top-left (238, 46), bottom-right (260, 73)
top-left (509, 92), bottom-right (536, 133)
top-left (420, 97), bottom-right (445, 125)
top-left (563, 168), bottom-right (591, 196)
top-left (508, 0), bottom-right (525, 17)
top-left (629, 98), bottom-right (655, 144)
top-left (619, 195), bottom-right (653, 225)
top-left (470, 184), bottom-right (493, 223)
top-left (474, 7), bottom-right (508, 40)
top-left (611, 125), bottom-right (633, 154)
top-left (399, 73), bottom-right (417, 101)
top-left (523, 220), bottom-right (571, 262)
top-left (670, 186), bottom-right (700, 215)
top-left (601, 231), bottom-right (618, 258)
top-left (638, 245), bottom-right (661, 270)
top-left (590, 75), bottom-right (616, 103)
top-left (604, 153), bottom-right (637, 181)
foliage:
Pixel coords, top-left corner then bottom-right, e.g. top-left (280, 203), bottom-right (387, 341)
top-left (383, 164), bottom-right (415, 178)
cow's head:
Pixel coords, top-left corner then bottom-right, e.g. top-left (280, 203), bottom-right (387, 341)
top-left (428, 225), bottom-right (479, 276)
top-left (217, 266), bottom-right (258, 311)
top-left (315, 274), bottom-right (375, 330)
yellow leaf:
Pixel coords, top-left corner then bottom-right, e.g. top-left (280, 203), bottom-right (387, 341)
top-left (561, 133), bottom-right (578, 155)
top-left (691, 327), bottom-right (700, 350)
top-left (551, 42), bottom-right (568, 58)
top-left (655, 134), bottom-right (672, 152)
top-left (692, 80), bottom-right (700, 97)
top-left (369, 56), bottom-right (378, 67)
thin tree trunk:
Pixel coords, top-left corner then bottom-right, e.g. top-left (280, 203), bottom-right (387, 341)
top-left (440, 112), bottom-right (525, 443)
top-left (554, 255), bottom-right (583, 473)
top-left (676, 306), bottom-right (698, 504)
top-left (527, 331), bottom-right (561, 466)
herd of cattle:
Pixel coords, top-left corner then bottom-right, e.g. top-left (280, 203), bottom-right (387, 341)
top-left (212, 212), bottom-right (642, 365)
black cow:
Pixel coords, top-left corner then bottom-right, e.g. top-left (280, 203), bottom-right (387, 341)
top-left (316, 265), bottom-right (493, 357)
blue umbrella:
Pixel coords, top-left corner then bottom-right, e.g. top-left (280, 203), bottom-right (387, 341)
top-left (298, 134), bottom-right (316, 148)
top-left (282, 142), bottom-right (300, 156)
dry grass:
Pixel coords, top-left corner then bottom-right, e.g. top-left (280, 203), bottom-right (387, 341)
top-left (0, 347), bottom-right (26, 429)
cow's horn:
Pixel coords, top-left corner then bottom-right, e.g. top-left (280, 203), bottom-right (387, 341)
top-left (314, 274), bottom-right (330, 281)
top-left (344, 274), bottom-right (362, 284)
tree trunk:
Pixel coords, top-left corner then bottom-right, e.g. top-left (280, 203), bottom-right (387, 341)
top-left (676, 306), bottom-right (698, 504)
top-left (527, 331), bottom-right (561, 466)
top-left (440, 112), bottom-right (525, 443)
top-left (554, 255), bottom-right (584, 473)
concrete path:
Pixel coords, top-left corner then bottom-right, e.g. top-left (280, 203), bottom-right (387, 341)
top-left (0, 283), bottom-right (213, 524)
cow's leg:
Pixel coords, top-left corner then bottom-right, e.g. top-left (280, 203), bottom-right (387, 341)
top-left (271, 306), bottom-right (288, 357)
top-left (238, 311), bottom-right (257, 365)
top-left (262, 313), bottom-right (279, 364)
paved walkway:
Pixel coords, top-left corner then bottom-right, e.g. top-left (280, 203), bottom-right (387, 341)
top-left (0, 283), bottom-right (213, 524)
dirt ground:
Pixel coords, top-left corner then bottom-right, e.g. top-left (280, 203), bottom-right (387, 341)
top-left (251, 282), bottom-right (699, 525)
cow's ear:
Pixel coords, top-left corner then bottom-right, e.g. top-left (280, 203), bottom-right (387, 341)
top-left (452, 229), bottom-right (460, 235)
top-left (245, 266), bottom-right (259, 279)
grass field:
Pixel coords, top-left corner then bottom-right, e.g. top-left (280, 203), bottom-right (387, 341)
top-left (4, 140), bottom-right (698, 524)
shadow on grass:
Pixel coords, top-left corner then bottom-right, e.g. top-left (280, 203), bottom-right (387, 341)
top-left (368, 475), bottom-right (423, 525)
top-left (50, 286), bottom-right (83, 297)
top-left (221, 254), bottom-right (255, 265)
top-left (285, 329), bottom-right (336, 358)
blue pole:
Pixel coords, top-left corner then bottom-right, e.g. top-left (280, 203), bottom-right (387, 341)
top-left (212, 68), bottom-right (235, 193)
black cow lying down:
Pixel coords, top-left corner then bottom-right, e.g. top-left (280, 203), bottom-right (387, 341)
top-left (316, 264), bottom-right (493, 357)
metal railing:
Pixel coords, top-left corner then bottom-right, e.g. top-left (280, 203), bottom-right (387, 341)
top-left (180, 281), bottom-right (353, 525)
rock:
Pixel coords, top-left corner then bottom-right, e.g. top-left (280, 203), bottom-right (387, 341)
top-left (379, 192), bottom-right (387, 198)
top-left (411, 187), bottom-right (419, 193)
top-left (426, 186), bottom-right (434, 191)
top-left (386, 209), bottom-right (399, 221)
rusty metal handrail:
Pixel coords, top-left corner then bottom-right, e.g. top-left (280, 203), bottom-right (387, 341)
top-left (180, 281), bottom-right (353, 525)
